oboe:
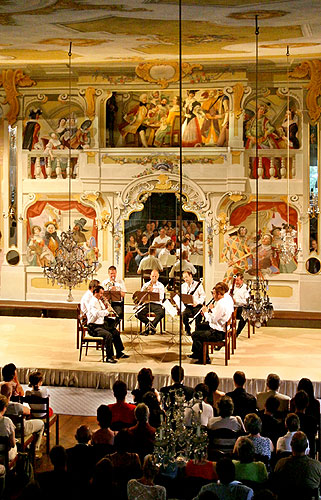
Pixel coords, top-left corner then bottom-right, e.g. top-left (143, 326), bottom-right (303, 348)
top-left (189, 297), bottom-right (215, 325)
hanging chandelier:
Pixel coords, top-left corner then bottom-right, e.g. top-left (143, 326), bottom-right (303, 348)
top-left (43, 42), bottom-right (98, 301)
top-left (308, 191), bottom-right (320, 218)
top-left (242, 15), bottom-right (273, 328)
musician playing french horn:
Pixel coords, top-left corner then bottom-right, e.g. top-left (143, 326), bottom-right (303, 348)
top-left (87, 285), bottom-right (129, 362)
top-left (136, 269), bottom-right (165, 336)
top-left (181, 271), bottom-right (206, 335)
top-left (102, 265), bottom-right (126, 326)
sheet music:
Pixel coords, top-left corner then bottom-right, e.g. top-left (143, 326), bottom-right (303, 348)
top-left (173, 294), bottom-right (186, 312)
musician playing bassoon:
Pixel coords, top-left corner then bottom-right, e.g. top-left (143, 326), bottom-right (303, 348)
top-left (181, 270), bottom-right (206, 335)
top-left (102, 265), bottom-right (126, 326)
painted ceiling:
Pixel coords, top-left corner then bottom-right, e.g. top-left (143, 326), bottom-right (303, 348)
top-left (0, 0), bottom-right (320, 70)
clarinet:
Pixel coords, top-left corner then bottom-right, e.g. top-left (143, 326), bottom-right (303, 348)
top-left (189, 297), bottom-right (215, 325)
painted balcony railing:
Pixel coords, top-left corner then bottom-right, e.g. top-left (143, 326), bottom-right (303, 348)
top-left (245, 149), bottom-right (298, 180)
top-left (25, 150), bottom-right (80, 179)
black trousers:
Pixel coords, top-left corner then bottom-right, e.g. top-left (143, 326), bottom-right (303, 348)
top-left (183, 304), bottom-right (202, 333)
top-left (88, 320), bottom-right (124, 358)
top-left (236, 306), bottom-right (247, 335)
top-left (136, 303), bottom-right (165, 330)
top-left (192, 327), bottom-right (225, 360)
top-left (111, 301), bottom-right (124, 327)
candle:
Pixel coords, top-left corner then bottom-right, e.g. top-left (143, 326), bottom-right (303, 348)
top-left (196, 425), bottom-right (201, 437)
top-left (160, 428), bottom-right (164, 440)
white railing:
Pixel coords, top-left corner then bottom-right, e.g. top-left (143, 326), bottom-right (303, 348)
top-left (245, 149), bottom-right (298, 179)
top-left (25, 150), bottom-right (80, 179)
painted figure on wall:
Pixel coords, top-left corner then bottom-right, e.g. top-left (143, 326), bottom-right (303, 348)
top-left (26, 225), bottom-right (54, 267)
top-left (44, 221), bottom-right (60, 257)
top-left (72, 218), bottom-right (88, 244)
top-left (278, 109), bottom-right (300, 149)
top-left (182, 90), bottom-right (203, 147)
top-left (200, 90), bottom-right (229, 146)
top-left (221, 226), bottom-right (252, 280)
top-left (106, 92), bottom-right (118, 147)
top-left (69, 119), bottom-right (92, 149)
top-left (22, 108), bottom-right (42, 150)
top-left (154, 96), bottom-right (180, 147)
top-left (118, 93), bottom-right (149, 147)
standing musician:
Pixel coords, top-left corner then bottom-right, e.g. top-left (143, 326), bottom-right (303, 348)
top-left (229, 272), bottom-right (249, 337)
top-left (189, 283), bottom-right (234, 364)
top-left (87, 286), bottom-right (129, 362)
top-left (181, 270), bottom-right (206, 335)
top-left (102, 265), bottom-right (126, 326)
top-left (136, 269), bottom-right (165, 336)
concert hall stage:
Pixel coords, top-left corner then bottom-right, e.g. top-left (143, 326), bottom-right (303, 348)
top-left (1, 315), bottom-right (320, 398)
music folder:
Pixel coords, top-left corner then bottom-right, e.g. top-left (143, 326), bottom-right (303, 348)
top-left (133, 291), bottom-right (160, 304)
top-left (103, 290), bottom-right (122, 302)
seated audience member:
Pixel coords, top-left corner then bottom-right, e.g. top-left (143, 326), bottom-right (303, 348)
top-left (1, 382), bottom-right (44, 459)
top-left (290, 377), bottom-right (320, 422)
top-left (142, 391), bottom-right (165, 428)
top-left (25, 370), bottom-right (52, 418)
top-left (233, 436), bottom-right (268, 484)
top-left (152, 227), bottom-right (171, 255)
top-left (127, 403), bottom-right (156, 463)
top-left (135, 234), bottom-right (150, 266)
top-left (107, 430), bottom-right (141, 500)
top-left (1, 363), bottom-right (24, 397)
top-left (276, 413), bottom-right (310, 455)
top-left (108, 380), bottom-right (136, 430)
top-left (204, 372), bottom-right (225, 415)
top-left (36, 445), bottom-right (71, 500)
top-left (273, 431), bottom-right (321, 500)
top-left (259, 396), bottom-right (284, 447)
top-left (160, 365), bottom-right (194, 403)
top-left (132, 367), bottom-right (159, 404)
top-left (185, 451), bottom-right (218, 482)
top-left (292, 390), bottom-right (318, 458)
top-left (208, 395), bottom-right (245, 432)
top-left (137, 247), bottom-right (163, 274)
top-left (244, 413), bottom-right (273, 461)
top-left (128, 454), bottom-right (166, 500)
top-left (226, 371), bottom-right (257, 421)
top-left (158, 240), bottom-right (174, 265)
top-left (66, 425), bottom-right (96, 496)
top-left (90, 457), bottom-right (113, 497)
top-left (80, 279), bottom-right (100, 315)
top-left (256, 374), bottom-right (290, 413)
top-left (169, 250), bottom-right (196, 278)
top-left (124, 235), bottom-right (138, 272)
top-left (91, 405), bottom-right (116, 446)
top-left (0, 394), bottom-right (17, 461)
top-left (185, 383), bottom-right (214, 427)
top-left (193, 457), bottom-right (254, 500)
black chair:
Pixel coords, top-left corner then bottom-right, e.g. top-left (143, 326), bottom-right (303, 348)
top-left (207, 428), bottom-right (238, 459)
top-left (0, 436), bottom-right (18, 472)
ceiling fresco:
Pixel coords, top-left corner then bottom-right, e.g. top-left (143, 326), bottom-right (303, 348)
top-left (0, 0), bottom-right (319, 68)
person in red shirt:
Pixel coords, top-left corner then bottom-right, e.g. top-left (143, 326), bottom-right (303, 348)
top-left (108, 380), bottom-right (136, 431)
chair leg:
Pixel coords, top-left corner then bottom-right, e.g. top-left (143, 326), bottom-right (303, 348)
top-left (56, 415), bottom-right (59, 445)
top-left (85, 342), bottom-right (89, 356)
top-left (79, 341), bottom-right (83, 361)
top-left (46, 423), bottom-right (50, 455)
top-left (248, 320), bottom-right (251, 338)
top-left (203, 343), bottom-right (207, 365)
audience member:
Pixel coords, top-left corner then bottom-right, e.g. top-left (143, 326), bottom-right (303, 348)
top-left (204, 372), bottom-right (225, 415)
top-left (160, 365), bottom-right (194, 403)
top-left (90, 457), bottom-right (113, 497)
top-left (36, 445), bottom-right (71, 500)
top-left (1, 363), bottom-right (24, 397)
top-left (244, 414), bottom-right (273, 461)
top-left (108, 380), bottom-right (136, 430)
top-left (132, 368), bottom-right (159, 404)
top-left (91, 404), bottom-right (116, 445)
top-left (66, 425), bottom-right (96, 495)
top-left (0, 394), bottom-right (17, 461)
top-left (137, 246), bottom-right (163, 273)
top-left (127, 403), bottom-right (156, 463)
top-left (169, 250), bottom-right (196, 278)
top-left (226, 371), bottom-right (257, 421)
top-left (276, 412), bottom-right (309, 454)
top-left (135, 235), bottom-right (150, 266)
top-left (185, 452), bottom-right (218, 482)
top-left (292, 389), bottom-right (318, 457)
top-left (127, 454), bottom-right (166, 500)
top-left (193, 457), bottom-right (254, 499)
top-left (208, 395), bottom-right (245, 432)
top-left (256, 374), bottom-right (290, 413)
top-left (259, 396), bottom-right (284, 447)
top-left (185, 383), bottom-right (214, 427)
top-left (152, 227), bottom-right (171, 255)
top-left (233, 436), bottom-right (268, 484)
top-left (142, 391), bottom-right (165, 428)
top-left (25, 370), bottom-right (52, 418)
top-left (290, 377), bottom-right (320, 422)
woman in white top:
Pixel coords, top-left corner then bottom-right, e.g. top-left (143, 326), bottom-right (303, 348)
top-left (208, 395), bottom-right (245, 432)
top-left (0, 394), bottom-right (17, 461)
top-left (25, 370), bottom-right (51, 418)
top-left (127, 454), bottom-right (166, 500)
top-left (185, 383), bottom-right (214, 427)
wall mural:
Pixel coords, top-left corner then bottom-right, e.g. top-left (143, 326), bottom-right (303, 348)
top-left (221, 201), bottom-right (298, 279)
top-left (26, 201), bottom-right (98, 267)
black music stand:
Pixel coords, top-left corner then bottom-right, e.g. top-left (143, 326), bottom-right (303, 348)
top-left (133, 291), bottom-right (161, 334)
top-left (103, 291), bottom-right (124, 330)
top-left (103, 290), bottom-right (122, 302)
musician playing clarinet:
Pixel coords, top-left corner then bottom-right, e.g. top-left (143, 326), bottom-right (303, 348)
top-left (189, 283), bottom-right (233, 364)
top-left (229, 272), bottom-right (249, 337)
top-left (181, 271), bottom-right (206, 335)
top-left (102, 265), bottom-right (126, 326)
top-left (136, 269), bottom-right (165, 336)
top-left (87, 286), bottom-right (129, 362)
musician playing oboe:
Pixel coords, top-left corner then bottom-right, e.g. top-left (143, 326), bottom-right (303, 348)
top-left (229, 273), bottom-right (249, 337)
top-left (136, 269), bottom-right (165, 336)
top-left (189, 283), bottom-right (233, 364)
top-left (87, 286), bottom-right (129, 362)
top-left (102, 266), bottom-right (126, 326)
top-left (181, 271), bottom-right (206, 335)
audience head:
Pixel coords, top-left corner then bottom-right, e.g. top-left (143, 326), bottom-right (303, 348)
top-left (171, 365), bottom-right (184, 383)
top-left (143, 391), bottom-right (161, 412)
top-left (244, 413), bottom-right (262, 435)
top-left (204, 371), bottom-right (220, 393)
top-left (297, 378), bottom-right (315, 402)
top-left (294, 390), bottom-right (309, 412)
top-left (142, 454), bottom-right (159, 481)
top-left (0, 383), bottom-right (12, 399)
top-left (113, 380), bottom-right (127, 401)
top-left (291, 431), bottom-right (308, 455)
top-left (216, 457), bottom-right (235, 484)
top-left (49, 445), bottom-right (67, 470)
top-left (218, 395), bottom-right (234, 418)
top-left (137, 367), bottom-right (154, 391)
top-left (234, 436), bottom-right (255, 463)
top-left (194, 383), bottom-right (209, 402)
top-left (92, 458), bottom-right (113, 491)
top-left (165, 240), bottom-right (173, 250)
top-left (285, 413), bottom-right (300, 432)
top-left (182, 250), bottom-right (188, 260)
top-left (135, 403), bottom-right (149, 424)
top-left (97, 405), bottom-right (112, 429)
top-left (266, 373), bottom-right (280, 391)
top-left (233, 371), bottom-right (246, 387)
top-left (0, 395), bottom-right (8, 414)
top-left (75, 425), bottom-right (92, 444)
top-left (149, 247), bottom-right (157, 256)
top-left (89, 279), bottom-right (100, 291)
top-left (2, 363), bottom-right (17, 382)
top-left (114, 430), bottom-right (129, 453)
top-left (28, 370), bottom-right (43, 390)
top-left (264, 395), bottom-right (280, 414)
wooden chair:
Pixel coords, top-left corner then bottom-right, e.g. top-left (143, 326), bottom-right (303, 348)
top-left (231, 309), bottom-right (237, 353)
top-left (22, 396), bottom-right (59, 455)
top-left (79, 314), bottom-right (105, 362)
top-left (248, 320), bottom-right (255, 338)
top-left (5, 412), bottom-right (35, 468)
top-left (202, 315), bottom-right (232, 365)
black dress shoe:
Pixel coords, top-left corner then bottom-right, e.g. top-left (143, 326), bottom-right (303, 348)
top-left (188, 354), bottom-right (198, 359)
top-left (116, 352), bottom-right (129, 359)
top-left (105, 357), bottom-right (117, 363)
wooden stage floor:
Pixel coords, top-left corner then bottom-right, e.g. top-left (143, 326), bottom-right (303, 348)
top-left (0, 315), bottom-right (320, 393)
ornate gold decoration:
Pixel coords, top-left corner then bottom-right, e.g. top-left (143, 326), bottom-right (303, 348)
top-left (228, 10), bottom-right (288, 20)
top-left (232, 83), bottom-right (244, 119)
top-left (229, 193), bottom-right (243, 203)
top-left (217, 212), bottom-right (228, 233)
top-left (231, 152), bottom-right (241, 164)
top-left (155, 174), bottom-right (172, 190)
top-left (135, 61), bottom-right (202, 89)
top-left (84, 86), bottom-right (96, 120)
top-left (0, 69), bottom-right (36, 125)
top-left (289, 59), bottom-right (321, 124)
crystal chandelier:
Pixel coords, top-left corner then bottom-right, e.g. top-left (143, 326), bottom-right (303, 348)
top-left (153, 389), bottom-right (208, 468)
top-left (43, 42), bottom-right (98, 301)
top-left (308, 191), bottom-right (320, 218)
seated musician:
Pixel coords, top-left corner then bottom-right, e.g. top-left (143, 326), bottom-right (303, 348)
top-left (181, 270), bottom-right (206, 335)
top-left (87, 286), bottom-right (129, 362)
top-left (80, 279), bottom-right (100, 316)
top-left (169, 250), bottom-right (196, 278)
top-left (137, 247), bottom-right (163, 274)
top-left (189, 283), bottom-right (234, 364)
top-left (102, 265), bottom-right (126, 327)
top-left (136, 269), bottom-right (165, 336)
top-left (229, 273), bottom-right (249, 337)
